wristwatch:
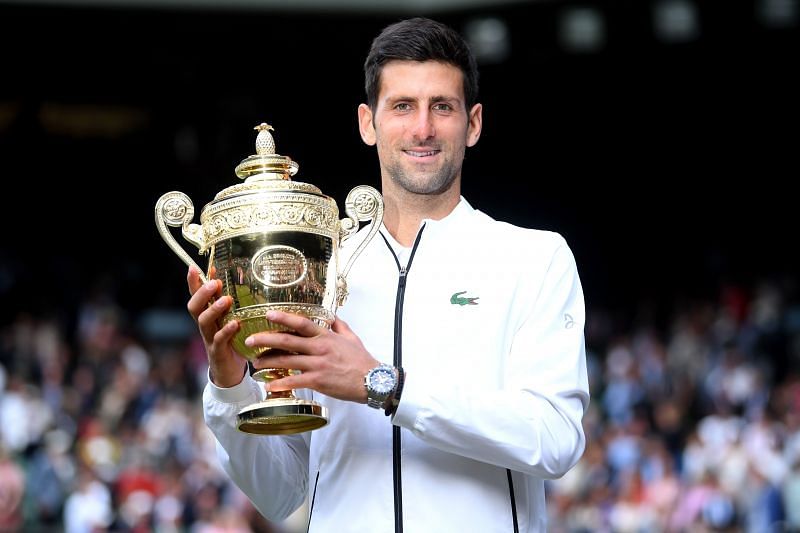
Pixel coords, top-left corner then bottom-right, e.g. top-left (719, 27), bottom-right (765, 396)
top-left (364, 364), bottom-right (398, 409)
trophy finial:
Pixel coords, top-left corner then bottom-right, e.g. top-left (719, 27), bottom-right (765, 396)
top-left (235, 121), bottom-right (298, 180)
top-left (254, 123), bottom-right (276, 156)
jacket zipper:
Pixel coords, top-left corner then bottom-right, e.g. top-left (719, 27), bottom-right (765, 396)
top-left (378, 224), bottom-right (519, 532)
top-left (380, 225), bottom-right (425, 533)
top-left (507, 469), bottom-right (520, 533)
top-left (306, 470), bottom-right (320, 533)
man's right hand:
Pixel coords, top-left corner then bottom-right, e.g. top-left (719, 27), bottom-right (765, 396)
top-left (187, 267), bottom-right (247, 388)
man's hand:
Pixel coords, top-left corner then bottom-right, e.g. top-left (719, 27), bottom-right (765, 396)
top-left (187, 267), bottom-right (247, 388)
top-left (246, 310), bottom-right (379, 404)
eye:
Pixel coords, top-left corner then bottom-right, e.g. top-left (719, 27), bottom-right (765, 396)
top-left (394, 102), bottom-right (412, 111)
top-left (432, 103), bottom-right (454, 112)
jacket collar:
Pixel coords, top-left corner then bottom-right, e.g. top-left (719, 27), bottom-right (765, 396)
top-left (378, 196), bottom-right (475, 246)
top-left (419, 196), bottom-right (474, 233)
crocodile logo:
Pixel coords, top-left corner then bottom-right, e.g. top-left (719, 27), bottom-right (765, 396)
top-left (450, 291), bottom-right (479, 306)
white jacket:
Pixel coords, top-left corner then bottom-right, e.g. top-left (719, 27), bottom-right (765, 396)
top-left (203, 197), bottom-right (590, 532)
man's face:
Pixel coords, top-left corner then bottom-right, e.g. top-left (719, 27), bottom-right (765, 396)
top-left (360, 60), bottom-right (482, 196)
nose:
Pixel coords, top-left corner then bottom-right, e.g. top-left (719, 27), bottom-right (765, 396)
top-left (411, 109), bottom-right (435, 140)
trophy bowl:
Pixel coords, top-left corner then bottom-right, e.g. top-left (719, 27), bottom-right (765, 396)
top-left (155, 123), bottom-right (383, 435)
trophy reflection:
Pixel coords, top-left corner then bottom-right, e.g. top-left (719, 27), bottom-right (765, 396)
top-left (155, 123), bottom-right (383, 435)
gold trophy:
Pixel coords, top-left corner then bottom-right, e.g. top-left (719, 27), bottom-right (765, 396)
top-left (155, 122), bottom-right (383, 435)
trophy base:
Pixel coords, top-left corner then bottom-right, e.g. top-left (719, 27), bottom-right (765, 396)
top-left (237, 398), bottom-right (329, 435)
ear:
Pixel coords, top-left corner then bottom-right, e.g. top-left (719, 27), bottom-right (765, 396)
top-left (358, 103), bottom-right (376, 146)
top-left (466, 103), bottom-right (483, 147)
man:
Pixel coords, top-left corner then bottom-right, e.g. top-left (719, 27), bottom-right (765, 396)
top-left (188, 17), bottom-right (589, 532)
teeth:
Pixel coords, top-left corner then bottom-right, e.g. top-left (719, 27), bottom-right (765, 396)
top-left (409, 151), bottom-right (436, 157)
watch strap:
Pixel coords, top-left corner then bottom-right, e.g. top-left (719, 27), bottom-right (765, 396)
top-left (385, 366), bottom-right (405, 416)
top-left (367, 396), bottom-right (386, 409)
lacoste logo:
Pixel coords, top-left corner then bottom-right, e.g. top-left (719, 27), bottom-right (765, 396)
top-left (564, 313), bottom-right (575, 329)
top-left (450, 291), bottom-right (479, 306)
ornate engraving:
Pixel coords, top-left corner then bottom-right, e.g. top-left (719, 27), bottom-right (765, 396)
top-left (162, 196), bottom-right (188, 222)
top-left (253, 204), bottom-right (279, 225)
top-left (227, 303), bottom-right (334, 325)
top-left (214, 180), bottom-right (320, 200)
top-left (353, 192), bottom-right (377, 216)
top-left (201, 197), bottom-right (339, 247)
top-left (304, 205), bottom-right (324, 227)
top-left (279, 204), bottom-right (304, 224)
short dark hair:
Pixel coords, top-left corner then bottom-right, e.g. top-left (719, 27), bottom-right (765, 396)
top-left (363, 17), bottom-right (479, 113)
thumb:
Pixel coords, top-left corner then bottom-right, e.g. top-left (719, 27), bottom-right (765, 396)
top-left (331, 316), bottom-right (353, 336)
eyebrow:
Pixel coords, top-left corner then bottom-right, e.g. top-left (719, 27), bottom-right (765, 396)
top-left (385, 94), bottom-right (462, 106)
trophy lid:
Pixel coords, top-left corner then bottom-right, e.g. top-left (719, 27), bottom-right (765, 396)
top-left (213, 123), bottom-right (322, 201)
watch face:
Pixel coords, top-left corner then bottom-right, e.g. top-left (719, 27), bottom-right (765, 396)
top-left (370, 367), bottom-right (395, 395)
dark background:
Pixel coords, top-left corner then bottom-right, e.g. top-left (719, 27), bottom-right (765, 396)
top-left (1, 0), bottom-right (798, 337)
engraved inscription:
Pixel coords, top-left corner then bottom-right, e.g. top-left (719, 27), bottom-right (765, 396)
top-left (251, 245), bottom-right (308, 288)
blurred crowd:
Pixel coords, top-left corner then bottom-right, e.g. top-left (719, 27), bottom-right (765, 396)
top-left (1, 274), bottom-right (799, 532)
top-left (548, 277), bottom-right (800, 532)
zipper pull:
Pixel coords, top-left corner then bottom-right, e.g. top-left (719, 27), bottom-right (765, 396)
top-left (398, 266), bottom-right (407, 288)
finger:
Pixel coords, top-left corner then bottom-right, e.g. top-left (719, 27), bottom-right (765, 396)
top-left (197, 295), bottom-right (232, 341)
top-left (265, 310), bottom-right (323, 338)
top-left (253, 352), bottom-right (312, 372)
top-left (264, 372), bottom-right (310, 393)
top-left (187, 279), bottom-right (221, 321)
top-left (187, 266), bottom-right (205, 296)
top-left (211, 318), bottom-right (240, 350)
top-left (246, 330), bottom-right (314, 355)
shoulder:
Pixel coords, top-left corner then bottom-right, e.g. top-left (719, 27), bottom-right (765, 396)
top-left (470, 208), bottom-right (569, 252)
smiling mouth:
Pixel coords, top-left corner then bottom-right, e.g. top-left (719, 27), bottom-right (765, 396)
top-left (405, 150), bottom-right (439, 157)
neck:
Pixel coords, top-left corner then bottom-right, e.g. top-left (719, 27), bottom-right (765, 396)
top-left (381, 187), bottom-right (460, 247)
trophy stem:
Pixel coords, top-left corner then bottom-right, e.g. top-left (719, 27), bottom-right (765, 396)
top-left (237, 368), bottom-right (329, 435)
top-left (252, 368), bottom-right (295, 400)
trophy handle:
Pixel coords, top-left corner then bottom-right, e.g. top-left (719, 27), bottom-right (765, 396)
top-left (336, 185), bottom-right (384, 306)
top-left (339, 185), bottom-right (384, 279)
top-left (155, 191), bottom-right (208, 283)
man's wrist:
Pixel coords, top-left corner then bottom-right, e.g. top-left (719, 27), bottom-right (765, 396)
top-left (209, 362), bottom-right (248, 388)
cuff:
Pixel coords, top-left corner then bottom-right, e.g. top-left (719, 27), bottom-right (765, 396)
top-left (206, 368), bottom-right (263, 404)
top-left (389, 371), bottom-right (424, 429)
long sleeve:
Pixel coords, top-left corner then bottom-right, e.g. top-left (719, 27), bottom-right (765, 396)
top-left (202, 376), bottom-right (311, 520)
